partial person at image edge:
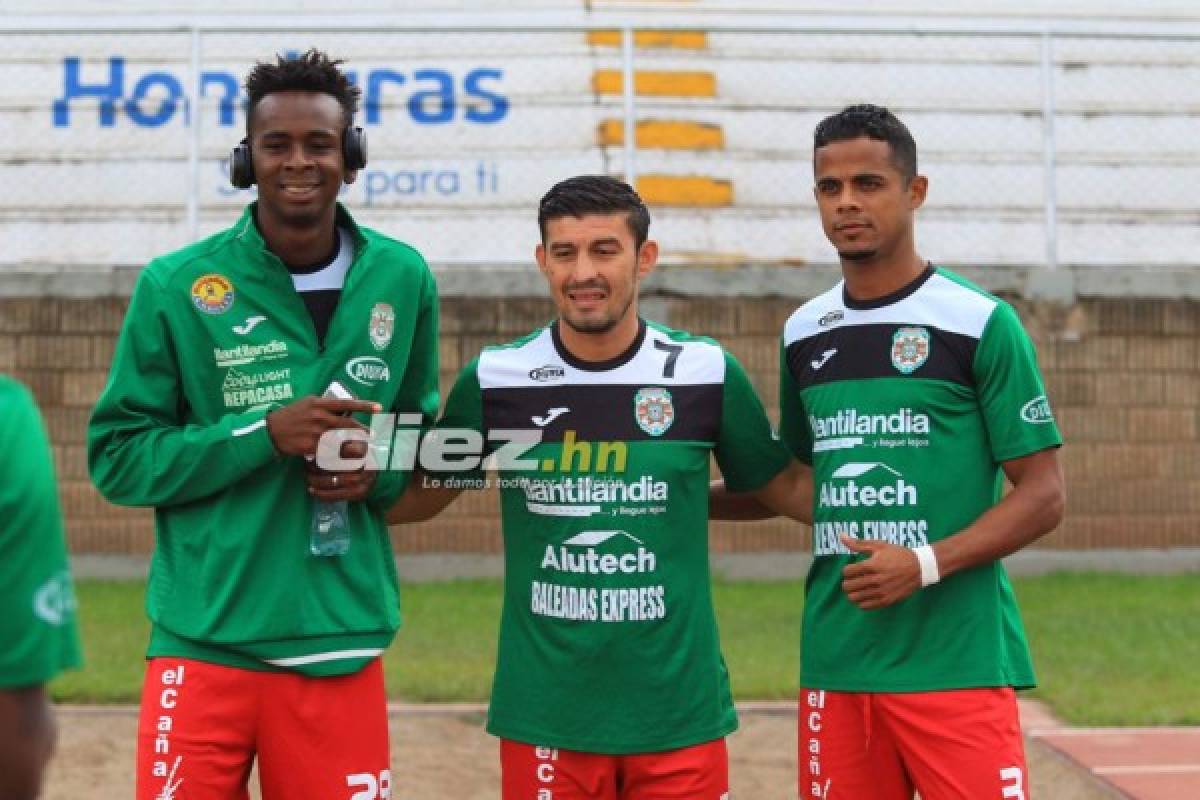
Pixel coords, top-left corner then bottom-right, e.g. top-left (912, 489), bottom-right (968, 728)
top-left (0, 375), bottom-right (83, 800)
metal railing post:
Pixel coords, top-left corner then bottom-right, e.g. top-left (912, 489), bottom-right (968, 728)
top-left (187, 26), bottom-right (202, 240)
top-left (1039, 31), bottom-right (1059, 271)
top-left (621, 25), bottom-right (637, 186)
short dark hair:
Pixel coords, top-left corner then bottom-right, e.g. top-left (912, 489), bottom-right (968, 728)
top-left (244, 49), bottom-right (361, 134)
top-left (538, 175), bottom-right (651, 249)
top-left (813, 104), bottom-right (918, 181)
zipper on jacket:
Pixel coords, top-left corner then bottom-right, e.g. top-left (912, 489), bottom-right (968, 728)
top-left (259, 234), bottom-right (368, 356)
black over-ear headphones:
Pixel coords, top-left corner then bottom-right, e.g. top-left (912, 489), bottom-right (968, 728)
top-left (229, 126), bottom-right (368, 189)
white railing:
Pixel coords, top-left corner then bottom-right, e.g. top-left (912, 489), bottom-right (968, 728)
top-left (2, 13), bottom-right (1198, 279)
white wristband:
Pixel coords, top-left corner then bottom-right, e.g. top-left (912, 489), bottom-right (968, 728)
top-left (914, 545), bottom-right (940, 587)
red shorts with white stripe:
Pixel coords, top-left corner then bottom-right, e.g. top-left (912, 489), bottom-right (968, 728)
top-left (799, 687), bottom-right (1030, 800)
top-left (500, 737), bottom-right (729, 800)
top-left (135, 657), bottom-right (390, 800)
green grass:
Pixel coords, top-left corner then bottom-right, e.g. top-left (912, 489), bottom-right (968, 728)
top-left (1014, 573), bottom-right (1200, 726)
top-left (385, 580), bottom-right (502, 701)
top-left (52, 574), bottom-right (1200, 726)
top-left (51, 581), bottom-right (148, 704)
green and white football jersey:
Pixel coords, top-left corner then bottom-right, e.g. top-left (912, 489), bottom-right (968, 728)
top-left (780, 266), bottom-right (1062, 692)
top-left (0, 376), bottom-right (82, 688)
top-left (437, 319), bottom-right (791, 753)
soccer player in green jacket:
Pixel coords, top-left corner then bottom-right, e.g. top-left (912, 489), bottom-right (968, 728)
top-left (0, 376), bottom-right (82, 800)
top-left (343, 175), bottom-right (811, 799)
top-left (88, 51), bottom-right (438, 799)
top-left (717, 104), bottom-right (1066, 800)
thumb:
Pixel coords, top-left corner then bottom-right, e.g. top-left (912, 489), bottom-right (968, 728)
top-left (840, 534), bottom-right (884, 554)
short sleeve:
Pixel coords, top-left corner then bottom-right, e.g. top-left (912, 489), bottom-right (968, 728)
top-left (974, 302), bottom-right (1063, 462)
top-left (778, 337), bottom-right (813, 464)
top-left (0, 378), bottom-right (83, 688)
top-left (714, 351), bottom-right (792, 492)
top-left (424, 357), bottom-right (487, 483)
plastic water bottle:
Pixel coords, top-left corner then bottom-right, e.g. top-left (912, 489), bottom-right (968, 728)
top-left (310, 379), bottom-right (355, 557)
top-left (311, 499), bottom-right (350, 556)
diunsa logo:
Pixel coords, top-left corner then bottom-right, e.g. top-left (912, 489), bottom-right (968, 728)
top-left (818, 310), bottom-right (844, 327)
top-left (529, 364), bottom-right (565, 382)
top-left (33, 571), bottom-right (76, 626)
top-left (1020, 395), bottom-right (1054, 424)
top-left (345, 356), bottom-right (391, 387)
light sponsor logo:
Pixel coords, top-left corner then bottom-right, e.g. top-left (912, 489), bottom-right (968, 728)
top-left (529, 581), bottom-right (666, 623)
top-left (213, 339), bottom-right (288, 368)
top-left (345, 356), bottom-right (391, 387)
top-left (532, 407), bottom-right (569, 427)
top-left (231, 315), bottom-right (267, 335)
top-left (222, 367), bottom-right (289, 391)
top-left (541, 530), bottom-right (657, 575)
top-left (222, 367), bottom-right (293, 409)
top-left (805, 690), bottom-right (831, 800)
top-left (810, 348), bottom-right (838, 371)
top-left (524, 476), bottom-right (668, 518)
top-left (529, 364), bottom-right (565, 383)
top-left (33, 571), bottom-right (76, 626)
top-left (818, 310), bottom-right (844, 327)
top-left (149, 664), bottom-right (186, 796)
top-left (1020, 395), bottom-right (1054, 425)
top-left (818, 462), bottom-right (918, 508)
top-left (813, 519), bottom-right (929, 555)
top-left (809, 408), bottom-right (930, 452)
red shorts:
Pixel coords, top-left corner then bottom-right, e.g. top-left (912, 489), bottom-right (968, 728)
top-left (799, 687), bottom-right (1029, 800)
top-left (136, 657), bottom-right (390, 800)
top-left (500, 738), bottom-right (729, 800)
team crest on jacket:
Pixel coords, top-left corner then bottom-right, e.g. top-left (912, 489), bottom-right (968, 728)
top-left (191, 274), bottom-right (234, 315)
top-left (634, 387), bottom-right (675, 436)
top-left (369, 303), bottom-right (395, 350)
top-left (891, 326), bottom-right (931, 374)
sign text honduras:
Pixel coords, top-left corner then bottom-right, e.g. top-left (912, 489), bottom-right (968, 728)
top-left (52, 56), bottom-right (508, 128)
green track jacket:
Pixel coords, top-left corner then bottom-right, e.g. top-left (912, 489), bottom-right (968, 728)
top-left (88, 203), bottom-right (439, 676)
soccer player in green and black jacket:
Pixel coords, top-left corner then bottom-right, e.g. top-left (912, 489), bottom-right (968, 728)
top-left (358, 176), bottom-right (811, 798)
top-left (87, 51), bottom-right (437, 800)
top-left (0, 376), bottom-right (81, 799)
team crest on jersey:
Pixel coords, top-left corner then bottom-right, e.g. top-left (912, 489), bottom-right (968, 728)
top-left (369, 303), bottom-right (395, 350)
top-left (634, 387), bottom-right (675, 437)
top-left (190, 274), bottom-right (234, 315)
top-left (891, 326), bottom-right (930, 374)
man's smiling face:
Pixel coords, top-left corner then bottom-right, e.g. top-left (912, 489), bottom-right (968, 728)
top-left (249, 90), bottom-right (350, 229)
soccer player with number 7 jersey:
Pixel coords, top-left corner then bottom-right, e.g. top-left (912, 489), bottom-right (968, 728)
top-left (375, 175), bottom-right (813, 799)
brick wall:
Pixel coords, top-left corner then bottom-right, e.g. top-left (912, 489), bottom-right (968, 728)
top-left (2, 295), bottom-right (1196, 554)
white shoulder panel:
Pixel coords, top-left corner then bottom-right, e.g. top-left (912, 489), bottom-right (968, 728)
top-left (783, 282), bottom-right (845, 346)
top-left (476, 325), bottom-right (727, 388)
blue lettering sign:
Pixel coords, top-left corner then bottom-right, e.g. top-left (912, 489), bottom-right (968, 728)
top-left (365, 69), bottom-right (406, 125)
top-left (464, 68), bottom-right (508, 124)
top-left (202, 72), bottom-right (240, 128)
top-left (54, 56), bottom-right (510, 129)
top-left (125, 71), bottom-right (183, 127)
top-left (408, 69), bottom-right (456, 125)
top-left (53, 57), bottom-right (123, 127)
